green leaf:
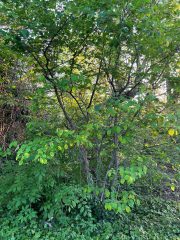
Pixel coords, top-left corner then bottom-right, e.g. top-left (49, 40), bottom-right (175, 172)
top-left (64, 144), bottom-right (68, 150)
top-left (20, 29), bottom-right (29, 38)
top-left (120, 179), bottom-right (125, 184)
top-left (105, 189), bottom-right (110, 198)
top-left (105, 203), bottom-right (112, 211)
top-left (9, 141), bottom-right (18, 148)
top-left (50, 152), bottom-right (55, 157)
top-left (125, 206), bottom-right (131, 213)
top-left (114, 126), bottom-right (121, 133)
top-left (107, 129), bottom-right (111, 136)
top-left (136, 199), bottom-right (141, 206)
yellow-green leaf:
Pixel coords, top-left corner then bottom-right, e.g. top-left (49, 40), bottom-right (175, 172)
top-left (64, 144), bottom-right (68, 150)
top-left (171, 185), bottom-right (175, 192)
top-left (24, 152), bottom-right (30, 158)
top-left (39, 158), bottom-right (47, 164)
top-left (125, 206), bottom-right (131, 213)
top-left (168, 128), bottom-right (175, 136)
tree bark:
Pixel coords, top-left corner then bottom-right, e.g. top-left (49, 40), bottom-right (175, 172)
top-left (79, 145), bottom-right (91, 184)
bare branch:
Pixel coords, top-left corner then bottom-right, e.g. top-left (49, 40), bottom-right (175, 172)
top-left (68, 91), bottom-right (88, 119)
top-left (53, 85), bottom-right (75, 130)
top-left (87, 59), bottom-right (103, 109)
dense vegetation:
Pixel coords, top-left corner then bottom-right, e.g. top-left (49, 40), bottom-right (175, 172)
top-left (0, 0), bottom-right (179, 239)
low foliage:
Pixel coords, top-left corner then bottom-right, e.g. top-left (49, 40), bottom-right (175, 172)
top-left (0, 161), bottom-right (179, 240)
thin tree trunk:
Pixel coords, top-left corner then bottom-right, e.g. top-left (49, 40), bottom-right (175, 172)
top-left (53, 85), bottom-right (75, 130)
top-left (79, 145), bottom-right (91, 184)
top-left (53, 85), bottom-right (91, 183)
top-left (111, 116), bottom-right (120, 187)
top-left (113, 116), bottom-right (119, 170)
